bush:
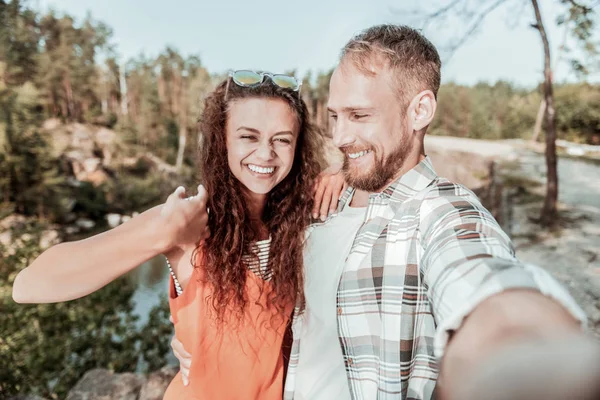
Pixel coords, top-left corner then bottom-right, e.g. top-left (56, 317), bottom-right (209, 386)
top-left (0, 222), bottom-right (174, 398)
top-left (104, 171), bottom-right (176, 214)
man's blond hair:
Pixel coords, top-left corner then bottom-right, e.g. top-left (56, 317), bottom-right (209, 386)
top-left (341, 24), bottom-right (442, 105)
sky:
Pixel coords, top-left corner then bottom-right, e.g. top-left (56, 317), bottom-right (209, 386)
top-left (34, 0), bottom-right (599, 87)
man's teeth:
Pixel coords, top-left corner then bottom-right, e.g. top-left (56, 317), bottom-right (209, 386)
top-left (348, 150), bottom-right (371, 159)
top-left (248, 164), bottom-right (275, 174)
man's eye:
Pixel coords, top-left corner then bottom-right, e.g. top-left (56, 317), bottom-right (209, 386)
top-left (353, 114), bottom-right (368, 120)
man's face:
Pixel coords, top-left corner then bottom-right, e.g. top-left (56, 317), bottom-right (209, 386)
top-left (328, 61), bottom-right (414, 192)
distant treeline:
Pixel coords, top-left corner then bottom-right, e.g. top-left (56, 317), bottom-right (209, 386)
top-left (2, 0), bottom-right (600, 221)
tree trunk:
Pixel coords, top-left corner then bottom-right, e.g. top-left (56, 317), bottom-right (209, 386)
top-left (120, 63), bottom-right (128, 116)
top-left (175, 127), bottom-right (187, 172)
top-left (531, 98), bottom-right (546, 143)
top-left (175, 71), bottom-right (188, 172)
top-left (531, 0), bottom-right (558, 226)
top-left (531, 10), bottom-right (569, 144)
top-left (63, 74), bottom-right (75, 120)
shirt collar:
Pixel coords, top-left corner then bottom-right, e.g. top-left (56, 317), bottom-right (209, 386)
top-left (338, 156), bottom-right (438, 213)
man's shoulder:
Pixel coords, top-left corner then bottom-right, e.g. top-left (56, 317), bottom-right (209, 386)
top-left (410, 176), bottom-right (492, 228)
top-left (415, 176), bottom-right (482, 207)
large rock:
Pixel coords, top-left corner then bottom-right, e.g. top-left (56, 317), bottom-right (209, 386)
top-left (68, 123), bottom-right (96, 154)
top-left (85, 169), bottom-right (111, 186)
top-left (66, 369), bottom-right (143, 400)
top-left (66, 152), bottom-right (111, 186)
top-left (138, 366), bottom-right (179, 400)
top-left (42, 118), bottom-right (61, 131)
top-left (42, 121), bottom-right (119, 186)
top-left (96, 127), bottom-right (117, 166)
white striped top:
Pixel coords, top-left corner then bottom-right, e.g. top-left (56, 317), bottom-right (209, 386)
top-left (243, 237), bottom-right (273, 281)
top-left (167, 237), bottom-right (272, 297)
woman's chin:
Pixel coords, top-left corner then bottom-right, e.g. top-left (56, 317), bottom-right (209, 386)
top-left (240, 181), bottom-right (276, 197)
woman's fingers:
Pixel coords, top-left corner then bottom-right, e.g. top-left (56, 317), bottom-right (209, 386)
top-left (313, 164), bottom-right (347, 220)
top-left (329, 178), bottom-right (346, 215)
top-left (319, 182), bottom-right (334, 221)
top-left (312, 177), bottom-right (327, 219)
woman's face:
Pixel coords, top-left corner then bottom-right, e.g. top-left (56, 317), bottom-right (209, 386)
top-left (225, 97), bottom-right (299, 201)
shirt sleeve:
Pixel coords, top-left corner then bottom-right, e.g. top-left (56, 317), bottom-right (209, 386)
top-left (418, 182), bottom-right (587, 358)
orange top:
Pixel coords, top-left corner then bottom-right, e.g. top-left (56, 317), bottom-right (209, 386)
top-left (163, 251), bottom-right (292, 400)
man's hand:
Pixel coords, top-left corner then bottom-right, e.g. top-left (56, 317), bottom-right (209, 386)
top-left (438, 289), bottom-right (582, 400)
top-left (169, 317), bottom-right (192, 387)
top-left (456, 334), bottom-right (600, 400)
top-left (158, 185), bottom-right (210, 253)
top-left (313, 164), bottom-right (347, 221)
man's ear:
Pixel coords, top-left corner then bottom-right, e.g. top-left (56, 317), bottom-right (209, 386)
top-left (408, 90), bottom-right (437, 132)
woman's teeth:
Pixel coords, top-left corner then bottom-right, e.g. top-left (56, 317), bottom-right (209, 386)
top-left (348, 150), bottom-right (371, 159)
top-left (248, 164), bottom-right (275, 174)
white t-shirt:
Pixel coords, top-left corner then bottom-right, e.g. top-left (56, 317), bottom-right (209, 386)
top-left (294, 202), bottom-right (366, 400)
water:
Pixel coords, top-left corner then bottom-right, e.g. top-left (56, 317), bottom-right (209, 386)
top-left (126, 255), bottom-right (178, 368)
top-left (128, 255), bottom-right (171, 328)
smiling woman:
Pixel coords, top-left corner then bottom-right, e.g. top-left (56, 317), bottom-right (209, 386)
top-left (159, 73), bottom-right (324, 399)
top-left (11, 70), bottom-right (327, 400)
top-left (226, 98), bottom-right (299, 199)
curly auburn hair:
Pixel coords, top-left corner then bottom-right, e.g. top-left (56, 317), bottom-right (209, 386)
top-left (196, 76), bottom-right (324, 325)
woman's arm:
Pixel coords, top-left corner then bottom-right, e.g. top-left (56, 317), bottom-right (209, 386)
top-left (312, 163), bottom-right (346, 221)
top-left (12, 185), bottom-right (208, 304)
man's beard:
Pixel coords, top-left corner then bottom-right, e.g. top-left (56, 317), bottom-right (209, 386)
top-left (342, 137), bottom-right (412, 192)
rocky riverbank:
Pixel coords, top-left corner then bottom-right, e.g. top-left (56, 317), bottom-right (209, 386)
top-left (6, 367), bottom-right (178, 400)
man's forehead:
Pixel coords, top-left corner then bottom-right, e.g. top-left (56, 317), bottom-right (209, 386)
top-left (328, 62), bottom-right (396, 109)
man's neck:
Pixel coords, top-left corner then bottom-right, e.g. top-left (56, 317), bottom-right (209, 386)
top-left (387, 152), bottom-right (425, 187)
top-left (349, 189), bottom-right (369, 207)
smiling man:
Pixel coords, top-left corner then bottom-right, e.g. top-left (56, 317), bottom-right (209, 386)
top-left (169, 24), bottom-right (591, 400)
top-left (283, 24), bottom-right (588, 400)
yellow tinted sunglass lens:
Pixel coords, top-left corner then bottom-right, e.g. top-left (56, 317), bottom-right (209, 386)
top-left (232, 70), bottom-right (262, 86)
top-left (272, 75), bottom-right (299, 90)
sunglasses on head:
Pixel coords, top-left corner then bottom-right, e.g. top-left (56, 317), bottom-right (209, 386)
top-left (227, 70), bottom-right (302, 93)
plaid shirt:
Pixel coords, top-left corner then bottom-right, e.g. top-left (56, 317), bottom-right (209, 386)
top-left (284, 156), bottom-right (586, 400)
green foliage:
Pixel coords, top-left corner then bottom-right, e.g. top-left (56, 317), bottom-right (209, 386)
top-left (429, 81), bottom-right (599, 144)
top-left (71, 181), bottom-right (109, 221)
top-left (0, 70), bottom-right (68, 220)
top-left (554, 83), bottom-right (600, 144)
top-left (138, 298), bottom-right (172, 372)
top-left (431, 82), bottom-right (536, 139)
top-left (162, 117), bottom-right (179, 164)
top-left (104, 170), bottom-right (176, 215)
top-left (0, 221), bottom-right (174, 398)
